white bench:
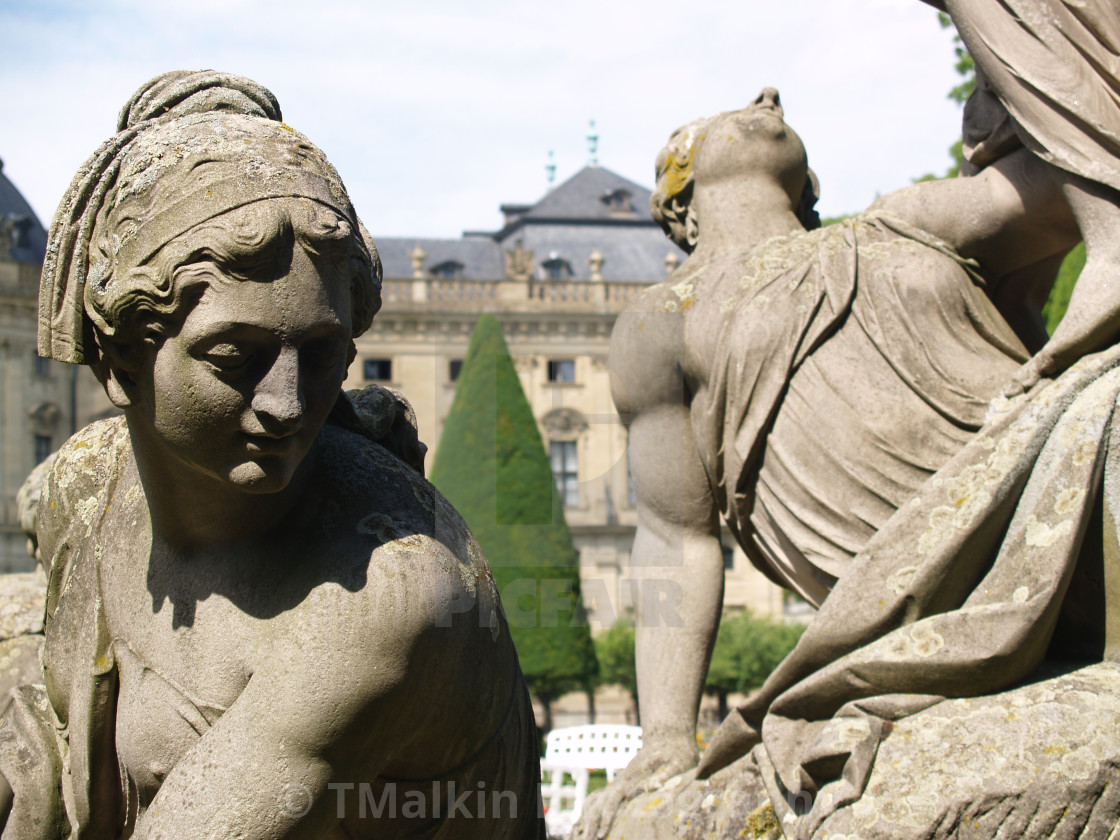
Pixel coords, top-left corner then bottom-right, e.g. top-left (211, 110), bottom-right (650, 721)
top-left (540, 724), bottom-right (642, 838)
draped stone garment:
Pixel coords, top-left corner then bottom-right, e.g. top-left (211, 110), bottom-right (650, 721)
top-left (691, 214), bottom-right (1028, 606)
top-left (948, 0), bottom-right (1120, 190)
top-left (695, 343), bottom-right (1120, 840)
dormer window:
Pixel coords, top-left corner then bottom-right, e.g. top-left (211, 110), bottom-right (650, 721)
top-left (429, 260), bottom-right (464, 279)
top-left (601, 188), bottom-right (635, 217)
top-left (541, 253), bottom-right (572, 280)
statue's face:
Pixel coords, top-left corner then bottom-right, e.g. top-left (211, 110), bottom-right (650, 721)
top-left (694, 87), bottom-right (808, 201)
top-left (133, 237), bottom-right (353, 494)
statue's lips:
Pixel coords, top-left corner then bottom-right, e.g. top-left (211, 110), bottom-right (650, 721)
top-left (241, 433), bottom-right (301, 455)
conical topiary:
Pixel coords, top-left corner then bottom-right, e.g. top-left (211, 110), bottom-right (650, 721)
top-left (430, 315), bottom-right (597, 728)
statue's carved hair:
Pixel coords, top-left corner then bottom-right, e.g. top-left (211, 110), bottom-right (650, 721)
top-left (39, 70), bottom-right (381, 364)
top-left (650, 114), bottom-right (821, 254)
top-left (86, 198), bottom-right (378, 362)
top-left (650, 118), bottom-right (708, 254)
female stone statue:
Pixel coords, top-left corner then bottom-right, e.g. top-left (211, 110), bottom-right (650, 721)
top-left (927, 0), bottom-right (1120, 395)
top-left (575, 86), bottom-right (1102, 838)
top-left (0, 71), bottom-right (543, 839)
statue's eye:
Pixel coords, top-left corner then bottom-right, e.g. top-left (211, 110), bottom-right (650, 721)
top-left (302, 338), bottom-right (344, 369)
top-left (203, 343), bottom-right (252, 370)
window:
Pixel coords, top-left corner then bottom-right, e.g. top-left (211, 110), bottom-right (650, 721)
top-left (541, 254), bottom-right (572, 280)
top-left (33, 351), bottom-right (50, 377)
top-left (550, 440), bottom-right (579, 507)
top-left (783, 590), bottom-right (816, 619)
top-left (363, 358), bottom-right (392, 381)
top-left (722, 545), bottom-right (735, 571)
top-left (449, 359), bottom-right (463, 382)
top-left (547, 359), bottom-right (575, 383)
top-left (601, 188), bottom-right (635, 216)
top-left (34, 435), bottom-right (52, 465)
top-left (429, 260), bottom-right (464, 279)
top-left (627, 454), bottom-right (637, 507)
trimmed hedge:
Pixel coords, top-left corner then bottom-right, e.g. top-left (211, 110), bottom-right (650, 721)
top-left (430, 315), bottom-right (597, 711)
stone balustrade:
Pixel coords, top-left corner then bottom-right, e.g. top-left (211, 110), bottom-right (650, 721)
top-left (379, 276), bottom-right (649, 312)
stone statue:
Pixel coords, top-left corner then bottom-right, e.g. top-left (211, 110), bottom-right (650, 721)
top-left (0, 71), bottom-right (544, 839)
top-left (925, 0), bottom-right (1120, 398)
top-left (577, 80), bottom-right (1120, 840)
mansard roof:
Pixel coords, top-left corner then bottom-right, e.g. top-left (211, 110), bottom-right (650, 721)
top-left (0, 159), bottom-right (48, 265)
top-left (376, 165), bottom-right (683, 283)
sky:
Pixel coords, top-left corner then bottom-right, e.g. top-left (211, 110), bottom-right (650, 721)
top-left (1, 0), bottom-right (963, 240)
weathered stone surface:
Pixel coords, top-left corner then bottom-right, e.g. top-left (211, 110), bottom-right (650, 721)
top-left (0, 70), bottom-right (546, 839)
top-left (608, 662), bottom-right (1120, 840)
top-left (0, 637), bottom-right (44, 714)
top-left (579, 4), bottom-right (1120, 830)
top-left (0, 570), bottom-right (45, 639)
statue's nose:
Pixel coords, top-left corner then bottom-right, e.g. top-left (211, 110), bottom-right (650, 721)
top-left (753, 87), bottom-right (783, 116)
top-left (251, 347), bottom-right (305, 434)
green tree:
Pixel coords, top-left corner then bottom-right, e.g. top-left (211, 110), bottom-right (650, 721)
top-left (594, 617), bottom-right (638, 718)
top-left (429, 314), bottom-right (597, 731)
top-left (939, 11), bottom-right (976, 106)
top-left (939, 11), bottom-right (975, 177)
top-left (1043, 242), bottom-right (1086, 335)
top-left (704, 610), bottom-right (805, 721)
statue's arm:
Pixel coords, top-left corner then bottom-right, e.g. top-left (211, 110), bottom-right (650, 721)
top-left (576, 303), bottom-right (723, 838)
top-left (576, 404), bottom-right (723, 840)
top-left (872, 147), bottom-right (1079, 280)
top-left (629, 403), bottom-right (723, 760)
top-left (129, 559), bottom-right (446, 839)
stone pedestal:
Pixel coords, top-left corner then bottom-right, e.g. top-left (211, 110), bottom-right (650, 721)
top-left (608, 662), bottom-right (1120, 840)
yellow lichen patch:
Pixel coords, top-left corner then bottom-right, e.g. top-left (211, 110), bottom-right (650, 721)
top-left (740, 802), bottom-right (780, 838)
top-left (659, 133), bottom-right (700, 200)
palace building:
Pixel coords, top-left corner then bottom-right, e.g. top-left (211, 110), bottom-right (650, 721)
top-left (0, 159), bottom-right (108, 569)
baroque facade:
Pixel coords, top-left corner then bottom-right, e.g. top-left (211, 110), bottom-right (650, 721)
top-left (344, 165), bottom-right (795, 629)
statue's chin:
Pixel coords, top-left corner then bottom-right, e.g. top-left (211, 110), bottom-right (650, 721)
top-left (225, 458), bottom-right (299, 494)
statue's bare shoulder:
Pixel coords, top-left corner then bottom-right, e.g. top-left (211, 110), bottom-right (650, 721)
top-left (258, 424), bottom-right (506, 771)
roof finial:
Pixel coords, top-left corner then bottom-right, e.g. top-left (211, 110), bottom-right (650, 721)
top-left (588, 248), bottom-right (605, 282)
top-left (545, 149), bottom-right (556, 189)
top-left (664, 250), bottom-right (681, 276)
top-left (587, 119), bottom-right (599, 167)
top-left (409, 242), bottom-right (428, 279)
